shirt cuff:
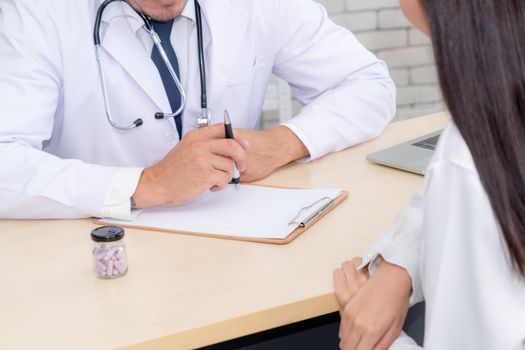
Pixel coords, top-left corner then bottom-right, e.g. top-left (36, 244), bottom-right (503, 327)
top-left (390, 331), bottom-right (421, 350)
top-left (360, 238), bottom-right (423, 306)
top-left (358, 254), bottom-right (383, 275)
top-left (280, 122), bottom-right (317, 162)
top-left (101, 167), bottom-right (143, 220)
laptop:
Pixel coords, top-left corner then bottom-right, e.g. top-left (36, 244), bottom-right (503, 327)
top-left (366, 130), bottom-right (443, 175)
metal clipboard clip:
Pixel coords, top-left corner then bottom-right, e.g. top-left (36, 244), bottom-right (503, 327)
top-left (288, 197), bottom-right (335, 228)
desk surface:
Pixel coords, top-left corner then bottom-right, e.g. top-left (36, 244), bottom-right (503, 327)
top-left (0, 113), bottom-right (448, 350)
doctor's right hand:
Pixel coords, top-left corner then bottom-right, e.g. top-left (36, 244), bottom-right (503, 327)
top-left (131, 124), bottom-right (247, 208)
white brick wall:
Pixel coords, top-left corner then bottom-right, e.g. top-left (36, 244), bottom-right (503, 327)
top-left (261, 0), bottom-right (444, 128)
top-left (327, 0), bottom-right (444, 120)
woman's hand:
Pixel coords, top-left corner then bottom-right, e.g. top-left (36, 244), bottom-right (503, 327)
top-left (333, 258), bottom-right (412, 350)
top-left (333, 257), bottom-right (370, 308)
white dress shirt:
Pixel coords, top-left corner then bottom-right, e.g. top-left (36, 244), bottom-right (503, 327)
top-left (362, 122), bottom-right (525, 349)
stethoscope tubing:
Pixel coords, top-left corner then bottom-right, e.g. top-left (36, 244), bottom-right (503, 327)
top-left (150, 30), bottom-right (187, 120)
top-left (195, 0), bottom-right (207, 110)
top-left (93, 0), bottom-right (208, 131)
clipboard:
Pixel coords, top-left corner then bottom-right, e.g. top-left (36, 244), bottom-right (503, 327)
top-left (95, 185), bottom-right (348, 245)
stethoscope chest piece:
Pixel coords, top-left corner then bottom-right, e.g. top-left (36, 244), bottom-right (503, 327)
top-left (197, 109), bottom-right (211, 128)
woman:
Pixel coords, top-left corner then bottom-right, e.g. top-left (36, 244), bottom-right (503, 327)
top-left (333, 0), bottom-right (525, 349)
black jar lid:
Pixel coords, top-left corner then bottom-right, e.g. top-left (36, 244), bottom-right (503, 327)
top-left (91, 226), bottom-right (125, 242)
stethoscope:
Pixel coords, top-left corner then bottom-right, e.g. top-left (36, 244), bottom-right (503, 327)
top-left (93, 0), bottom-right (210, 131)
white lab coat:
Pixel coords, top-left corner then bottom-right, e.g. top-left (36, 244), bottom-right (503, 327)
top-left (0, 0), bottom-right (395, 219)
top-left (363, 123), bottom-right (525, 349)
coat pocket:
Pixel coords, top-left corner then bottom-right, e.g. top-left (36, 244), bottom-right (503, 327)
top-left (227, 55), bottom-right (266, 86)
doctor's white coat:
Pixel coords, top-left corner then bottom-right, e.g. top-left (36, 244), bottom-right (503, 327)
top-left (0, 0), bottom-right (395, 218)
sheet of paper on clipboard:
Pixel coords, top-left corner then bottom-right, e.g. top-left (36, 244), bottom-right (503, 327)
top-left (98, 185), bottom-right (348, 244)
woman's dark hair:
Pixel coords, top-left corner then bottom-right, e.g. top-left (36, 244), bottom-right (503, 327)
top-left (422, 0), bottom-right (525, 276)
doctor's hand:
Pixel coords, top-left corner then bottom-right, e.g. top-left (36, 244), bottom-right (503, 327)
top-left (132, 124), bottom-right (247, 208)
top-left (233, 126), bottom-right (309, 183)
top-left (333, 258), bottom-right (412, 350)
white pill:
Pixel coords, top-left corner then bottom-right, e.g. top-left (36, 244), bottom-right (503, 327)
top-left (103, 248), bottom-right (116, 262)
top-left (96, 260), bottom-right (106, 273)
top-left (107, 260), bottom-right (114, 276)
top-left (115, 260), bottom-right (127, 273)
top-left (115, 250), bottom-right (123, 260)
top-left (94, 246), bottom-right (105, 255)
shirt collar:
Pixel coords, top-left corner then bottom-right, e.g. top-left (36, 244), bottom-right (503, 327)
top-left (180, 0), bottom-right (196, 23)
top-left (122, 0), bottom-right (196, 34)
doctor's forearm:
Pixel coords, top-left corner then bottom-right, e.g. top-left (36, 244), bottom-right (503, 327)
top-left (280, 62), bottom-right (396, 160)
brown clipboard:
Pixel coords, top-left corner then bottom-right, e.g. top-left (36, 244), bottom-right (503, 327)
top-left (94, 188), bottom-right (348, 245)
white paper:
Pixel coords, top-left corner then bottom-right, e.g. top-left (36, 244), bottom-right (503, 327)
top-left (103, 185), bottom-right (342, 240)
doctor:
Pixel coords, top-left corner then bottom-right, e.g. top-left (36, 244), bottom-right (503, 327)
top-left (0, 0), bottom-right (395, 219)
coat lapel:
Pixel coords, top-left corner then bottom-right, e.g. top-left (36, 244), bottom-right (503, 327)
top-left (93, 0), bottom-right (249, 115)
top-left (98, 2), bottom-right (171, 112)
top-left (199, 0), bottom-right (249, 110)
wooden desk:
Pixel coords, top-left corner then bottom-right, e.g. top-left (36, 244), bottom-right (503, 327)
top-left (0, 113), bottom-right (448, 350)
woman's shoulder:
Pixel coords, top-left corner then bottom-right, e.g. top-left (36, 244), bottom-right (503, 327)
top-left (427, 121), bottom-right (478, 176)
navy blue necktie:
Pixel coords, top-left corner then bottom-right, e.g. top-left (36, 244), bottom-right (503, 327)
top-left (150, 19), bottom-right (183, 139)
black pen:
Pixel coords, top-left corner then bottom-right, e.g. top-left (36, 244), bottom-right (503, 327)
top-left (224, 110), bottom-right (241, 188)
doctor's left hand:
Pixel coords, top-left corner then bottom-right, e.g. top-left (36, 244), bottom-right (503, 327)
top-left (234, 126), bottom-right (309, 183)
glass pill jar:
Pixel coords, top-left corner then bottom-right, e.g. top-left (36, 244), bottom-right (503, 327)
top-left (91, 226), bottom-right (128, 279)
